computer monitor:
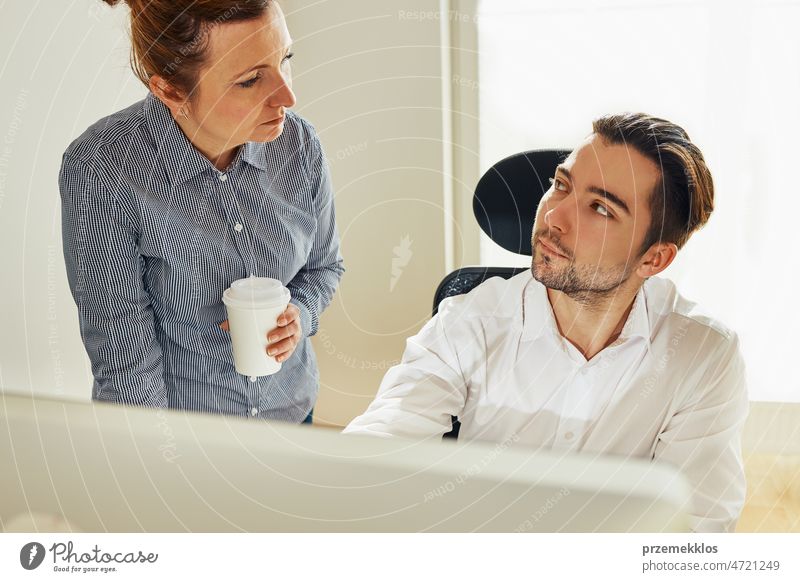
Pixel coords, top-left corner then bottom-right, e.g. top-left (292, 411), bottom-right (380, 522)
top-left (0, 392), bottom-right (690, 532)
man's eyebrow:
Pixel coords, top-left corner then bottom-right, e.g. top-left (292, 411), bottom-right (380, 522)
top-left (554, 165), bottom-right (631, 216)
top-left (555, 165), bottom-right (571, 180)
top-left (588, 186), bottom-right (631, 216)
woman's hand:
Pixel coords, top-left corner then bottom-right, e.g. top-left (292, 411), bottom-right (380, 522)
top-left (264, 304), bottom-right (303, 362)
top-left (219, 303), bottom-right (303, 363)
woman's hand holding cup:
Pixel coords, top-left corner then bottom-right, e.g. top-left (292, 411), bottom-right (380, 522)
top-left (219, 303), bottom-right (301, 363)
top-left (264, 303), bottom-right (302, 362)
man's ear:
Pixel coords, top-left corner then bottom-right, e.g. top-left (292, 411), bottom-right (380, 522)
top-left (636, 242), bottom-right (678, 278)
top-left (148, 75), bottom-right (189, 119)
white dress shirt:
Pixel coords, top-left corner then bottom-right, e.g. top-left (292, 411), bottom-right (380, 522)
top-left (344, 271), bottom-right (749, 532)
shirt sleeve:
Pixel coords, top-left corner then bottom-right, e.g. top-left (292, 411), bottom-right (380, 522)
top-left (343, 300), bottom-right (468, 439)
top-left (59, 154), bottom-right (168, 407)
top-left (286, 133), bottom-right (345, 337)
top-left (654, 333), bottom-right (749, 532)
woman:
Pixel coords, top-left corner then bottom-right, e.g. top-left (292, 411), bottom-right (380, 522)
top-left (59, 0), bottom-right (344, 423)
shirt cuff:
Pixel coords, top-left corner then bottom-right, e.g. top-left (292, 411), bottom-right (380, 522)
top-left (290, 299), bottom-right (313, 337)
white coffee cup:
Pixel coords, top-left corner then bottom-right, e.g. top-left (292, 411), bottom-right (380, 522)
top-left (222, 276), bottom-right (291, 378)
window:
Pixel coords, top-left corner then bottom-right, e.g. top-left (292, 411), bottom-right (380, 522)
top-left (476, 0), bottom-right (800, 402)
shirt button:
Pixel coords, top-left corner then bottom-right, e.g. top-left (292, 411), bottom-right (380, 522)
top-left (565, 431), bottom-right (574, 440)
top-left (218, 173), bottom-right (228, 182)
top-left (234, 223), bottom-right (243, 232)
top-left (251, 407), bottom-right (259, 416)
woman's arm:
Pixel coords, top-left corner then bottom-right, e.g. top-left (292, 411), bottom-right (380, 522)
top-left (286, 134), bottom-right (345, 337)
top-left (59, 154), bottom-right (168, 407)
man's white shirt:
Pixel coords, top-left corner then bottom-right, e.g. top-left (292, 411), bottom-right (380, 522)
top-left (344, 271), bottom-right (748, 532)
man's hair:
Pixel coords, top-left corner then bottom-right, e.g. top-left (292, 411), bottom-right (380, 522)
top-left (592, 112), bottom-right (714, 254)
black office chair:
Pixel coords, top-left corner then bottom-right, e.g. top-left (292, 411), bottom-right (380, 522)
top-left (437, 149), bottom-right (570, 439)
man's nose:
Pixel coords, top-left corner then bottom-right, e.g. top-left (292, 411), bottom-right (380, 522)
top-left (544, 195), bottom-right (576, 234)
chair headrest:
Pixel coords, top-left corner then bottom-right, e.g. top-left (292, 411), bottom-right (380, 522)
top-left (472, 149), bottom-right (570, 256)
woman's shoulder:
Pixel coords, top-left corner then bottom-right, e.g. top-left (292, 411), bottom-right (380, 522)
top-left (279, 110), bottom-right (322, 153)
top-left (62, 97), bottom-right (149, 168)
top-left (247, 110), bottom-right (325, 173)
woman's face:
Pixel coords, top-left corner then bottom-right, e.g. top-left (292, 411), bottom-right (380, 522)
top-left (174, 2), bottom-right (296, 155)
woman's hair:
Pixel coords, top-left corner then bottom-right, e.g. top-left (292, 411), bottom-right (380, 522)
top-left (592, 112), bottom-right (715, 253)
top-left (101, 0), bottom-right (272, 99)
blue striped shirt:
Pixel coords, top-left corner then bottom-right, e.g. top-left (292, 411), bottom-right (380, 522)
top-left (59, 92), bottom-right (344, 422)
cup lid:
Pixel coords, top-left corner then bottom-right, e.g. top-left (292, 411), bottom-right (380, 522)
top-left (222, 276), bottom-right (290, 309)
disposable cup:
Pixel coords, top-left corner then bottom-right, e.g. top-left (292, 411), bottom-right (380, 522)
top-left (222, 276), bottom-right (291, 378)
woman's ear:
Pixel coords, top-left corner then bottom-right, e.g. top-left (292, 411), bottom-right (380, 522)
top-left (148, 75), bottom-right (189, 119)
top-left (636, 242), bottom-right (678, 278)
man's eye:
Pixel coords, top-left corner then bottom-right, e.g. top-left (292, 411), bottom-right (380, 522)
top-left (237, 73), bottom-right (261, 88)
top-left (548, 177), bottom-right (568, 192)
top-left (592, 202), bottom-right (611, 218)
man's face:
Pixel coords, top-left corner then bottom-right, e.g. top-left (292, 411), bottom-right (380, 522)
top-left (531, 134), bottom-right (659, 300)
top-left (186, 2), bottom-right (296, 149)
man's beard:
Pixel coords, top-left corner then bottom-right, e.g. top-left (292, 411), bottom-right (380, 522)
top-left (531, 232), bottom-right (636, 307)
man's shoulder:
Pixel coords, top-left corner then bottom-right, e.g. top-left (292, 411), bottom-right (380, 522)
top-left (437, 268), bottom-right (531, 320)
top-left (645, 276), bottom-right (739, 351)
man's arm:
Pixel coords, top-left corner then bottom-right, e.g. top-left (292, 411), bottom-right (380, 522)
top-left (343, 300), bottom-right (468, 439)
top-left (60, 154), bottom-right (168, 407)
top-left (654, 334), bottom-right (749, 532)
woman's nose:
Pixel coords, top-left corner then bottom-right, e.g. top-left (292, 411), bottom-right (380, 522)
top-left (268, 72), bottom-right (296, 109)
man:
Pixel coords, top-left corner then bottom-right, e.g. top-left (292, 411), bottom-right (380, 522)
top-left (344, 113), bottom-right (748, 533)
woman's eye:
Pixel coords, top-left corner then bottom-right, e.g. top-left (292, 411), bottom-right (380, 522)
top-left (282, 52), bottom-right (294, 65)
top-left (237, 73), bottom-right (261, 88)
top-left (592, 202), bottom-right (611, 218)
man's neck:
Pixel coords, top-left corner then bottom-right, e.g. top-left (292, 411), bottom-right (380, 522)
top-left (546, 282), bottom-right (641, 361)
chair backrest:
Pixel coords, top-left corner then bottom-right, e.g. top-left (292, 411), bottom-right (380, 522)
top-left (473, 149), bottom-right (571, 255)
top-left (433, 149), bottom-right (569, 314)
top-left (432, 266), bottom-right (529, 316)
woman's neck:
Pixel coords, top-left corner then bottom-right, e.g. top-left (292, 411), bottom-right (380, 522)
top-left (175, 116), bottom-right (239, 172)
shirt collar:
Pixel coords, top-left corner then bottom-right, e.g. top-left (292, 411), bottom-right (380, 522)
top-left (521, 276), bottom-right (652, 353)
top-left (144, 93), bottom-right (212, 187)
top-left (521, 276), bottom-right (559, 343)
top-left (617, 284), bottom-right (651, 348)
top-left (242, 141), bottom-right (270, 171)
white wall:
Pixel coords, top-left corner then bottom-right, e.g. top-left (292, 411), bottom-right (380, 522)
top-left (284, 0), bottom-right (465, 426)
top-left (0, 0), bottom-right (148, 401)
top-left (0, 0), bottom-right (478, 427)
